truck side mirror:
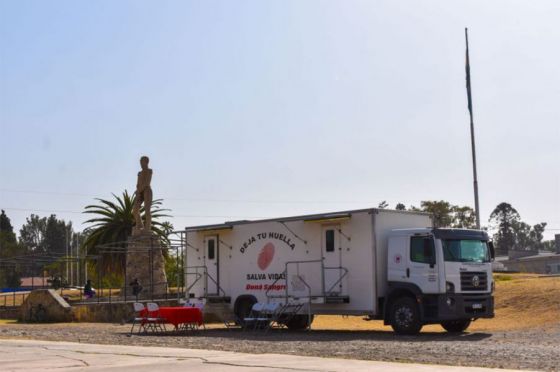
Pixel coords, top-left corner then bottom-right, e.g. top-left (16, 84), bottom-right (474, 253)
top-left (488, 241), bottom-right (495, 261)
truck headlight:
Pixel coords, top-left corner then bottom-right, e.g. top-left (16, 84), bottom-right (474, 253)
top-left (446, 281), bottom-right (455, 293)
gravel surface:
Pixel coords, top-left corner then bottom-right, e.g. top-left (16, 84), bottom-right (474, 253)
top-left (1, 322), bottom-right (559, 371)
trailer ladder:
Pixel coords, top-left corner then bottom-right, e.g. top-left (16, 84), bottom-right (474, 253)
top-left (265, 259), bottom-right (350, 305)
top-left (185, 265), bottom-right (231, 303)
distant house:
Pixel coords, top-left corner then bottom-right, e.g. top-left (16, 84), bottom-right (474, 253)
top-left (499, 252), bottom-right (560, 274)
top-left (493, 234), bottom-right (560, 274)
top-left (19, 277), bottom-right (50, 290)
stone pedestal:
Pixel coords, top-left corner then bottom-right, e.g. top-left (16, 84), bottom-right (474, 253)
top-left (20, 289), bottom-right (72, 322)
top-left (125, 229), bottom-right (168, 299)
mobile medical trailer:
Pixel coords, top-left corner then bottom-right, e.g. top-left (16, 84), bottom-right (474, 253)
top-left (184, 208), bottom-right (494, 334)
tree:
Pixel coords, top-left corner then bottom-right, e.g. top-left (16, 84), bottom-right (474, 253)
top-left (19, 214), bottom-right (47, 254)
top-left (489, 203), bottom-right (520, 254)
top-left (378, 201), bottom-right (389, 209)
top-left (82, 190), bottom-right (169, 274)
top-left (511, 220), bottom-right (532, 250)
top-left (420, 200), bottom-right (454, 227)
top-left (510, 221), bottom-right (548, 251)
top-left (0, 210), bottom-right (24, 287)
top-left (541, 240), bottom-right (556, 252)
top-left (0, 210), bottom-right (16, 244)
top-left (395, 203), bottom-right (406, 211)
top-left (529, 222), bottom-right (547, 249)
top-left (451, 206), bottom-right (476, 229)
top-left (19, 214), bottom-right (73, 257)
top-left (43, 215), bottom-right (73, 256)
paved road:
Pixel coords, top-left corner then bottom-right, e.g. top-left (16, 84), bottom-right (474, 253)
top-left (0, 339), bottom-right (523, 372)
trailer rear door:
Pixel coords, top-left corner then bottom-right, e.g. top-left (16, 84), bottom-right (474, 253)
top-left (322, 225), bottom-right (342, 295)
top-left (203, 235), bottom-right (219, 295)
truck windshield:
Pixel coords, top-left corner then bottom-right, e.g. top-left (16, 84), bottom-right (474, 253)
top-left (442, 239), bottom-right (490, 263)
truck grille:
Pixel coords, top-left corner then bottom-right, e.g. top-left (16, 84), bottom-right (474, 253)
top-left (460, 271), bottom-right (488, 291)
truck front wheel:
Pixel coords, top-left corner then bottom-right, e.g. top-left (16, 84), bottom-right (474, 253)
top-left (441, 319), bottom-right (471, 333)
top-left (390, 297), bottom-right (422, 335)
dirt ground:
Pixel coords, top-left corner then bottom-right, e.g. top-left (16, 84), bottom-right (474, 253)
top-left (312, 274), bottom-right (560, 333)
top-left (1, 274), bottom-right (559, 371)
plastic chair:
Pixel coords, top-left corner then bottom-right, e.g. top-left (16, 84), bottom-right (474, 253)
top-left (243, 302), bottom-right (265, 330)
top-left (262, 302), bottom-right (284, 331)
top-left (130, 302), bottom-right (147, 334)
top-left (146, 302), bottom-right (167, 333)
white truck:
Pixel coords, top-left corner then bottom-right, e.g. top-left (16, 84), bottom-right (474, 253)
top-left (184, 208), bottom-right (494, 334)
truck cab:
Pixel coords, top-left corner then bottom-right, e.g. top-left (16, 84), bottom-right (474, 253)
top-left (385, 228), bottom-right (494, 334)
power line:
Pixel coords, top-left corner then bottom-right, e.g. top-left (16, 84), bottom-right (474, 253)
top-left (0, 207), bottom-right (269, 219)
top-left (0, 188), bottom-right (381, 204)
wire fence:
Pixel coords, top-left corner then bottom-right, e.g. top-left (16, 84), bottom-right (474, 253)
top-left (0, 231), bottom-right (187, 308)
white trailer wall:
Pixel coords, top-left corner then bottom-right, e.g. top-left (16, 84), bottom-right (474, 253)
top-left (185, 208), bottom-right (431, 316)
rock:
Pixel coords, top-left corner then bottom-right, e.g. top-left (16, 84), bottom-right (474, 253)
top-left (19, 289), bottom-right (73, 323)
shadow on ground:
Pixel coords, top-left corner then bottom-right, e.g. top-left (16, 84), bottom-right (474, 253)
top-left (122, 328), bottom-right (493, 342)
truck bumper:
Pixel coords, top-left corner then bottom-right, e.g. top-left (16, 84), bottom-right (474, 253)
top-left (431, 293), bottom-right (494, 321)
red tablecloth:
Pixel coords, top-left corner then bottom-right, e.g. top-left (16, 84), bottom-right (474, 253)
top-left (141, 307), bottom-right (203, 328)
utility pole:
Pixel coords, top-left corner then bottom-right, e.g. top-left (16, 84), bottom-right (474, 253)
top-left (76, 233), bottom-right (80, 286)
top-left (65, 229), bottom-right (69, 285)
top-left (465, 27), bottom-right (481, 229)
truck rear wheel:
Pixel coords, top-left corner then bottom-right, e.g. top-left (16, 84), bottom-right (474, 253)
top-left (390, 297), bottom-right (422, 335)
top-left (286, 315), bottom-right (314, 330)
top-left (441, 319), bottom-right (471, 333)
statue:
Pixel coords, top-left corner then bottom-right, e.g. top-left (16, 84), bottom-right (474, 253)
top-left (132, 156), bottom-right (153, 232)
top-left (127, 155), bottom-right (167, 298)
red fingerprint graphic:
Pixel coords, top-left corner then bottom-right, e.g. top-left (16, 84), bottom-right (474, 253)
top-left (258, 242), bottom-right (275, 271)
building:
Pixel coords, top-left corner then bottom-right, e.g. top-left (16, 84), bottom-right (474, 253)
top-left (498, 252), bottom-right (560, 274)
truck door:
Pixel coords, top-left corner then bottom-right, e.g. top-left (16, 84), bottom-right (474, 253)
top-left (408, 235), bottom-right (439, 294)
top-left (204, 235), bottom-right (219, 295)
top-left (321, 225), bottom-right (342, 295)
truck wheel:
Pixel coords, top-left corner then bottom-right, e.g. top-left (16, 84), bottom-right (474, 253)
top-left (286, 315), bottom-right (314, 330)
top-left (390, 297), bottom-right (422, 335)
top-left (441, 319), bottom-right (471, 333)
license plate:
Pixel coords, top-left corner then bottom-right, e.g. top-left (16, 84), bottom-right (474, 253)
top-left (472, 303), bottom-right (483, 309)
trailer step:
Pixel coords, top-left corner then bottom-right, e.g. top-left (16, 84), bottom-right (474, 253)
top-left (205, 296), bottom-right (231, 304)
top-left (325, 295), bottom-right (350, 304)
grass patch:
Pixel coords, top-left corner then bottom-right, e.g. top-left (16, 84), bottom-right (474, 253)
top-left (494, 274), bottom-right (513, 282)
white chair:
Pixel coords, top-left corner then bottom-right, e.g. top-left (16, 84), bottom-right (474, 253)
top-left (130, 302), bottom-right (147, 334)
top-left (243, 302), bottom-right (265, 330)
top-left (262, 302), bottom-right (283, 331)
top-left (146, 302), bottom-right (167, 333)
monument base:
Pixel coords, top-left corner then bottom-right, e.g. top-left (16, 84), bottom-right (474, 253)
top-left (125, 229), bottom-right (168, 299)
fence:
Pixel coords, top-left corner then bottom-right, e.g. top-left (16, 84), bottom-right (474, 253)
top-left (0, 231), bottom-right (187, 308)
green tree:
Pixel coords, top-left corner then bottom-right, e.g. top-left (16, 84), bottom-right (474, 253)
top-left (0, 210), bottom-right (24, 287)
top-left (83, 190), bottom-right (169, 274)
top-left (451, 206), bottom-right (476, 229)
top-left (19, 214), bottom-right (47, 253)
top-left (0, 210), bottom-right (17, 245)
top-left (541, 240), bottom-right (556, 252)
top-left (377, 201), bottom-right (389, 209)
top-left (489, 202), bottom-right (520, 254)
top-left (420, 200), bottom-right (454, 227)
top-left (395, 203), bottom-right (406, 211)
top-left (529, 222), bottom-right (547, 250)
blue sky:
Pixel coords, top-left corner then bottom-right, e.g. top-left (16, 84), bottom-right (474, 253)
top-left (1, 0), bottom-right (559, 239)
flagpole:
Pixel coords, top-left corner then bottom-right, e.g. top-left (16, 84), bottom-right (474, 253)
top-left (465, 27), bottom-right (481, 229)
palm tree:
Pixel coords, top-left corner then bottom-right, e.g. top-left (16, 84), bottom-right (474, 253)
top-left (83, 190), bottom-right (170, 274)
